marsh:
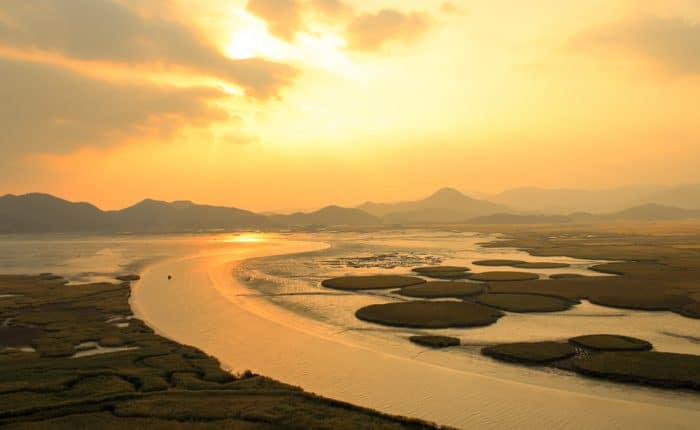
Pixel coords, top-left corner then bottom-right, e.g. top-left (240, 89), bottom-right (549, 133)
top-left (2, 226), bottom-right (700, 429)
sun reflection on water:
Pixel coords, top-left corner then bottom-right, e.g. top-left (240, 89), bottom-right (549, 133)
top-left (222, 233), bottom-right (268, 243)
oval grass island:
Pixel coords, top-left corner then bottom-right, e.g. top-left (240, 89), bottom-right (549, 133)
top-left (409, 335), bottom-right (461, 349)
top-left (411, 266), bottom-right (470, 279)
top-left (476, 293), bottom-right (576, 313)
top-left (572, 351), bottom-right (700, 390)
top-left (569, 334), bottom-right (652, 351)
top-left (472, 260), bottom-right (527, 267)
top-left (355, 301), bottom-right (503, 329)
top-left (473, 260), bottom-right (569, 269)
top-left (482, 341), bottom-right (577, 364)
top-left (481, 333), bottom-right (700, 391)
top-left (321, 275), bottom-right (426, 291)
top-left (469, 271), bottom-right (540, 282)
top-left (398, 281), bottom-right (484, 299)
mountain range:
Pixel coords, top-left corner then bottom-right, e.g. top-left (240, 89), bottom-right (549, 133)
top-left (1, 184), bottom-right (699, 233)
top-left (358, 188), bottom-right (505, 224)
top-left (488, 184), bottom-right (700, 213)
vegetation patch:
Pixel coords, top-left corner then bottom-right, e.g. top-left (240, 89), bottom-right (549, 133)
top-left (472, 259), bottom-right (526, 267)
top-left (487, 277), bottom-right (697, 317)
top-left (356, 301), bottom-right (503, 328)
top-left (469, 271), bottom-right (539, 282)
top-left (477, 293), bottom-right (575, 313)
top-left (573, 351), bottom-right (700, 389)
top-left (569, 334), bottom-right (652, 351)
top-left (677, 301), bottom-right (700, 319)
top-left (588, 262), bottom-right (669, 277)
top-left (409, 335), bottom-right (460, 348)
top-left (0, 275), bottom-right (441, 429)
top-left (513, 262), bottom-right (570, 269)
top-left (398, 281), bottom-right (483, 298)
top-left (549, 273), bottom-right (585, 279)
top-left (321, 275), bottom-right (426, 291)
top-left (0, 327), bottom-right (44, 348)
top-left (587, 292), bottom-right (689, 311)
top-left (411, 266), bottom-right (470, 279)
top-left (482, 341), bottom-right (577, 364)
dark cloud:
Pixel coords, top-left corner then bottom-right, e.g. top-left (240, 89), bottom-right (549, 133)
top-left (568, 15), bottom-right (700, 74)
top-left (346, 9), bottom-right (431, 52)
top-left (0, 57), bottom-right (226, 155)
top-left (0, 0), bottom-right (296, 97)
top-left (246, 0), bottom-right (305, 42)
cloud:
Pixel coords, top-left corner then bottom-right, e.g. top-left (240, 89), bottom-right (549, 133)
top-left (440, 2), bottom-right (466, 16)
top-left (0, 0), bottom-right (296, 97)
top-left (0, 57), bottom-right (226, 156)
top-left (246, 1), bottom-right (431, 53)
top-left (346, 9), bottom-right (431, 52)
top-left (309, 0), bottom-right (352, 19)
top-left (568, 15), bottom-right (700, 74)
top-left (246, 0), bottom-right (305, 42)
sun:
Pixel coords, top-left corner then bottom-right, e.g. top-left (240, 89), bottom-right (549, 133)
top-left (224, 9), bottom-right (353, 76)
top-left (224, 10), bottom-right (289, 60)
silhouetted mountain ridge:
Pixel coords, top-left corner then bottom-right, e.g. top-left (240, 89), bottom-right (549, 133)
top-left (0, 194), bottom-right (268, 233)
top-left (0, 193), bottom-right (105, 232)
top-left (2, 188), bottom-right (700, 233)
top-left (359, 187), bottom-right (506, 223)
top-left (270, 205), bottom-right (380, 226)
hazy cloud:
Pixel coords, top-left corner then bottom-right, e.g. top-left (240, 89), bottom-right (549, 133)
top-left (246, 0), bottom-right (305, 42)
top-left (346, 9), bottom-right (431, 52)
top-left (568, 15), bottom-right (700, 74)
top-left (0, 57), bottom-right (226, 156)
top-left (310, 0), bottom-right (352, 18)
top-left (246, 1), bottom-right (431, 53)
top-left (0, 0), bottom-right (296, 97)
top-left (440, 2), bottom-right (466, 16)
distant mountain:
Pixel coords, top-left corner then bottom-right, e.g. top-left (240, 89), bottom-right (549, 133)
top-left (0, 194), bottom-right (269, 233)
top-left (467, 213), bottom-right (572, 224)
top-left (0, 193), bottom-right (105, 233)
top-left (106, 199), bottom-right (270, 232)
top-left (490, 185), bottom-right (665, 213)
top-left (270, 205), bottom-right (380, 226)
top-left (643, 184), bottom-right (700, 210)
top-left (3, 190), bottom-right (699, 234)
top-left (603, 203), bottom-right (700, 221)
top-left (465, 204), bottom-right (700, 223)
top-left (359, 187), bottom-right (506, 224)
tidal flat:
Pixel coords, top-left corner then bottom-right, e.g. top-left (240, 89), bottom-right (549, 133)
top-left (2, 225), bottom-right (700, 429)
top-left (0, 274), bottom-right (440, 429)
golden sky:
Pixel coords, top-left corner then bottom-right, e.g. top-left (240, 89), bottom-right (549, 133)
top-left (1, 0), bottom-right (699, 211)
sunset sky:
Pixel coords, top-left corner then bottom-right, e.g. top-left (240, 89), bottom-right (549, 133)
top-left (1, 0), bottom-right (699, 211)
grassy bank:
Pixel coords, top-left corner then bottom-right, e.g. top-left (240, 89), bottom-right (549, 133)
top-left (0, 275), bottom-right (444, 429)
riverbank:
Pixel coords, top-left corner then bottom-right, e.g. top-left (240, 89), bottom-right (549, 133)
top-left (0, 270), bottom-right (442, 429)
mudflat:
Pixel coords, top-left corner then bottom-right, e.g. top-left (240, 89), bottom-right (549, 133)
top-left (0, 274), bottom-right (442, 429)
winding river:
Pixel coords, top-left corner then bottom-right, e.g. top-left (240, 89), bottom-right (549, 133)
top-left (130, 234), bottom-right (700, 429)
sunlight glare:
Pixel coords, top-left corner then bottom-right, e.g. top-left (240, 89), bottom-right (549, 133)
top-left (225, 233), bottom-right (267, 243)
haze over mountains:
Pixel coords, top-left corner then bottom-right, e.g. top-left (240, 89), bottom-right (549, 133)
top-left (358, 188), bottom-right (505, 224)
top-left (488, 184), bottom-right (700, 213)
top-left (1, 184), bottom-right (699, 233)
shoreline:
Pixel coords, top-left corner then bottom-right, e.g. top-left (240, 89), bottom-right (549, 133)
top-left (131, 236), bottom-right (700, 429)
top-left (0, 268), bottom-right (443, 428)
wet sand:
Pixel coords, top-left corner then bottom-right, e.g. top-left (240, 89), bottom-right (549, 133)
top-left (131, 237), bottom-right (700, 430)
